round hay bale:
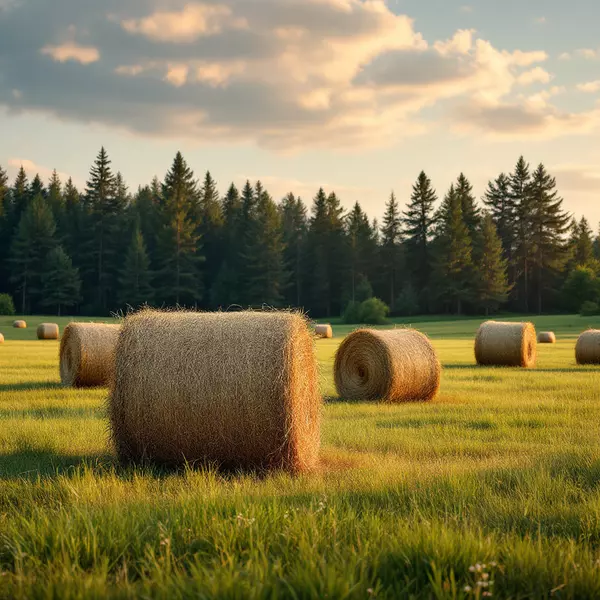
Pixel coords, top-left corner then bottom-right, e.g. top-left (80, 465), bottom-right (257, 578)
top-left (37, 323), bottom-right (59, 340)
top-left (537, 331), bottom-right (556, 344)
top-left (13, 320), bottom-right (26, 329)
top-left (333, 328), bottom-right (441, 403)
top-left (60, 323), bottom-right (121, 387)
top-left (575, 330), bottom-right (600, 365)
top-left (0, 333), bottom-right (4, 344)
top-left (315, 324), bottom-right (333, 339)
top-left (108, 309), bottom-right (321, 473)
top-left (474, 320), bottom-right (537, 367)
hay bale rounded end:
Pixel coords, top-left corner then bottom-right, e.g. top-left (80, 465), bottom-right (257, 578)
top-left (108, 309), bottom-right (322, 474)
top-left (315, 324), bottom-right (333, 339)
top-left (0, 333), bottom-right (4, 344)
top-left (60, 323), bottom-right (121, 387)
top-left (37, 323), bottom-right (59, 340)
top-left (474, 320), bottom-right (537, 368)
top-left (538, 331), bottom-right (556, 344)
top-left (333, 327), bottom-right (441, 403)
top-left (13, 320), bottom-right (26, 329)
top-left (575, 330), bottom-right (600, 365)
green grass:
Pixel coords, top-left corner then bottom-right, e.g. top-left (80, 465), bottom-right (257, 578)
top-left (2, 314), bottom-right (600, 598)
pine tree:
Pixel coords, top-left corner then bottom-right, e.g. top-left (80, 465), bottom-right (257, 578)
top-left (40, 246), bottom-right (81, 316)
top-left (0, 165), bottom-right (10, 292)
top-left (198, 171), bottom-right (224, 306)
top-left (380, 192), bottom-right (403, 310)
top-left (236, 180), bottom-right (258, 305)
top-left (456, 173), bottom-right (481, 242)
top-left (132, 181), bottom-right (160, 264)
top-left (347, 202), bottom-right (376, 304)
top-left (475, 213), bottom-right (511, 314)
top-left (118, 222), bottom-right (154, 308)
top-left (306, 188), bottom-right (330, 316)
top-left (325, 191), bottom-right (349, 316)
top-left (11, 166), bottom-right (29, 225)
top-left (280, 192), bottom-right (308, 307)
top-left (574, 216), bottom-right (594, 267)
top-left (156, 151), bottom-right (203, 306)
top-left (432, 185), bottom-right (474, 314)
top-left (482, 173), bottom-right (515, 270)
top-left (243, 183), bottom-right (286, 307)
top-left (510, 156), bottom-right (533, 311)
top-left (47, 170), bottom-right (64, 218)
top-left (403, 171), bottom-right (437, 307)
top-left (9, 194), bottom-right (57, 313)
top-left (63, 178), bottom-right (82, 260)
top-left (528, 163), bottom-right (571, 313)
top-left (29, 174), bottom-right (45, 200)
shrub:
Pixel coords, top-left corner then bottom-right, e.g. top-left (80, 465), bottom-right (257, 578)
top-left (563, 267), bottom-right (599, 312)
top-left (0, 293), bottom-right (16, 316)
top-left (580, 301), bottom-right (599, 316)
top-left (342, 301), bottom-right (363, 324)
top-left (359, 297), bottom-right (390, 325)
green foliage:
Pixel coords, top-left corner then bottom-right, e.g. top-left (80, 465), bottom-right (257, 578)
top-left (118, 224), bottom-right (154, 309)
top-left (380, 192), bottom-right (403, 309)
top-left (40, 246), bottom-right (82, 316)
top-left (580, 300), bottom-right (599, 316)
top-left (341, 300), bottom-right (363, 324)
top-left (395, 283), bottom-right (420, 316)
top-left (0, 293), bottom-right (15, 315)
top-left (562, 266), bottom-right (599, 312)
top-left (342, 296), bottom-right (389, 324)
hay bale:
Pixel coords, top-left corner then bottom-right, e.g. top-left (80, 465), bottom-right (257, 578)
top-left (13, 320), bottom-right (26, 329)
top-left (474, 320), bottom-right (537, 367)
top-left (37, 323), bottom-right (59, 340)
top-left (538, 331), bottom-right (556, 344)
top-left (333, 328), bottom-right (441, 403)
top-left (108, 309), bottom-right (321, 473)
top-left (575, 330), bottom-right (600, 365)
top-left (0, 333), bottom-right (4, 344)
top-left (60, 323), bottom-right (121, 387)
top-left (315, 324), bottom-right (333, 339)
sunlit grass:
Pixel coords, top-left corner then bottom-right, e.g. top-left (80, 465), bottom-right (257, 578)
top-left (1, 314), bottom-right (600, 598)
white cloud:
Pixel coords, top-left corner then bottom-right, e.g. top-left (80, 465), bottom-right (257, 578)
top-left (577, 80), bottom-right (600, 93)
top-left (576, 48), bottom-right (598, 59)
top-left (558, 52), bottom-right (571, 61)
top-left (517, 67), bottom-right (551, 86)
top-left (6, 159), bottom-right (75, 186)
top-left (41, 42), bottom-right (99, 64)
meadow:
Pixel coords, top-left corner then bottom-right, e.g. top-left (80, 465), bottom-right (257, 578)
top-left (2, 314), bottom-right (600, 598)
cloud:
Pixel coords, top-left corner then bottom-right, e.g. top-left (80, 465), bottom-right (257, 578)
top-left (577, 80), bottom-right (600, 93)
top-left (551, 164), bottom-right (600, 193)
top-left (576, 48), bottom-right (598, 59)
top-left (558, 52), bottom-right (571, 61)
top-left (6, 158), bottom-right (76, 186)
top-left (0, 0), bottom-right (592, 151)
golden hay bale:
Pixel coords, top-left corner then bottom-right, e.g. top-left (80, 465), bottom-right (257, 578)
top-left (575, 330), bottom-right (600, 365)
top-left (0, 333), bottom-right (4, 344)
top-left (333, 328), bottom-right (441, 403)
top-left (37, 323), bottom-right (59, 340)
top-left (537, 331), bottom-right (556, 344)
top-left (13, 320), bottom-right (26, 329)
top-left (315, 324), bottom-right (333, 339)
top-left (108, 309), bottom-right (321, 473)
top-left (474, 320), bottom-right (537, 367)
top-left (60, 323), bottom-right (121, 387)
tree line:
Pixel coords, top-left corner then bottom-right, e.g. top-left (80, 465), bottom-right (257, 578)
top-left (0, 148), bottom-right (596, 318)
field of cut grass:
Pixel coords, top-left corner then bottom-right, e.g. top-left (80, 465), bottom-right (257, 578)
top-left (2, 313), bottom-right (600, 598)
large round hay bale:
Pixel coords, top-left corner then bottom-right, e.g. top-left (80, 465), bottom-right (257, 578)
top-left (575, 330), bottom-right (600, 365)
top-left (538, 331), bottom-right (556, 344)
top-left (0, 333), bottom-right (4, 344)
top-left (13, 320), bottom-right (26, 329)
top-left (333, 328), bottom-right (441, 403)
top-left (60, 323), bottom-right (121, 387)
top-left (474, 320), bottom-right (537, 367)
top-left (37, 323), bottom-right (59, 340)
top-left (108, 310), bottom-right (321, 473)
top-left (315, 324), bottom-right (333, 339)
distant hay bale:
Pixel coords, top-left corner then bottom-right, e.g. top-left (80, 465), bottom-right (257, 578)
top-left (13, 320), bottom-right (26, 329)
top-left (0, 333), bottom-right (4, 344)
top-left (108, 309), bottom-right (321, 473)
top-left (333, 328), bottom-right (441, 403)
top-left (60, 323), bottom-right (121, 387)
top-left (474, 320), bottom-right (537, 368)
top-left (37, 323), bottom-right (59, 340)
top-left (575, 330), bottom-right (600, 365)
top-left (538, 331), bottom-right (556, 344)
top-left (315, 324), bottom-right (333, 339)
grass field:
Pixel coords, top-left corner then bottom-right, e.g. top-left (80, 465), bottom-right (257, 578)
top-left (2, 314), bottom-right (600, 598)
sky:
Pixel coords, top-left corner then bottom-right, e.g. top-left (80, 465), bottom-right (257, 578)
top-left (1, 0), bottom-right (599, 225)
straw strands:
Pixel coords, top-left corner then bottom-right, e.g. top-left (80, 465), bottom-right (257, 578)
top-left (0, 333), bottom-right (3, 344)
top-left (575, 330), bottom-right (600, 365)
top-left (315, 324), bottom-right (333, 339)
top-left (60, 323), bottom-right (121, 387)
top-left (537, 332), bottom-right (556, 344)
top-left (333, 328), bottom-right (441, 403)
top-left (13, 320), bottom-right (26, 329)
top-left (474, 320), bottom-right (537, 368)
top-left (37, 323), bottom-right (59, 340)
top-left (108, 309), bottom-right (322, 473)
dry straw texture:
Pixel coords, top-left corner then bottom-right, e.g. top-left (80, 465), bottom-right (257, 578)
top-left (13, 320), bottom-right (26, 329)
top-left (0, 333), bottom-right (4, 344)
top-left (108, 309), bottom-right (322, 473)
top-left (315, 324), bottom-right (333, 339)
top-left (575, 330), bottom-right (600, 365)
top-left (333, 328), bottom-right (441, 403)
top-left (474, 320), bottom-right (537, 367)
top-left (60, 323), bottom-right (121, 387)
top-left (37, 323), bottom-right (59, 340)
top-left (538, 331), bottom-right (556, 344)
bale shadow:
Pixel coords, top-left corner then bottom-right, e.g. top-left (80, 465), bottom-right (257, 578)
top-left (0, 381), bottom-right (64, 392)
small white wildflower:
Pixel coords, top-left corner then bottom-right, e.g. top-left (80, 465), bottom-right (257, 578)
top-left (464, 585), bottom-right (472, 592)
top-left (490, 561), bottom-right (497, 568)
top-left (469, 566), bottom-right (476, 572)
top-left (482, 573), bottom-right (490, 580)
top-left (483, 593), bottom-right (492, 598)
